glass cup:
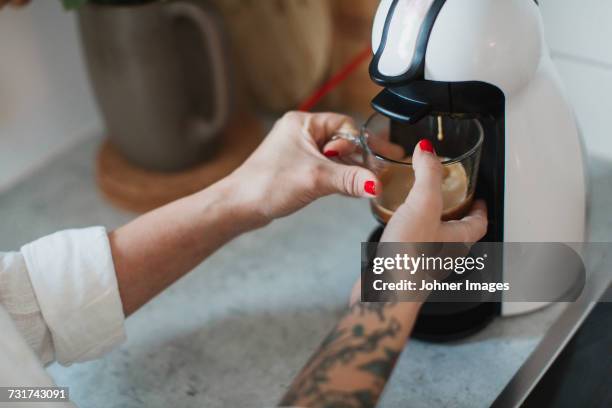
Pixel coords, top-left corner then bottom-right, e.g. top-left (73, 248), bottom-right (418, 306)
top-left (334, 113), bottom-right (484, 224)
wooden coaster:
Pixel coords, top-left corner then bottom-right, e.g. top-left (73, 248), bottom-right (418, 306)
top-left (97, 114), bottom-right (263, 213)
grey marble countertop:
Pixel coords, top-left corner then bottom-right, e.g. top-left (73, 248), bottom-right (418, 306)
top-left (0, 137), bottom-right (610, 408)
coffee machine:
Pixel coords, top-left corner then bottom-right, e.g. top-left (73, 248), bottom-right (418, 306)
top-left (368, 0), bottom-right (587, 339)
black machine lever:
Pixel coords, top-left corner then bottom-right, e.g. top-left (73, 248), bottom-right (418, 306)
top-left (371, 81), bottom-right (505, 124)
top-left (371, 89), bottom-right (432, 124)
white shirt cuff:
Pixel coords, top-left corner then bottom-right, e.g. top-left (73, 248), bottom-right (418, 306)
top-left (21, 227), bottom-right (126, 366)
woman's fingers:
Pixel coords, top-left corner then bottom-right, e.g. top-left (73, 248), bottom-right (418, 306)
top-left (319, 161), bottom-right (380, 198)
top-left (439, 200), bottom-right (488, 243)
top-left (322, 138), bottom-right (358, 158)
top-left (304, 112), bottom-right (358, 146)
top-left (403, 140), bottom-right (444, 223)
top-left (320, 129), bottom-right (405, 161)
top-left (380, 140), bottom-right (444, 243)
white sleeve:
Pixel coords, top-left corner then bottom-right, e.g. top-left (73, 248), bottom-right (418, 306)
top-left (0, 307), bottom-right (76, 408)
top-left (0, 251), bottom-right (53, 365)
top-left (0, 227), bottom-right (126, 366)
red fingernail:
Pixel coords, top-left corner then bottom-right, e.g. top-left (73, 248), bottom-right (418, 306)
top-left (324, 150), bottom-right (339, 158)
top-left (364, 180), bottom-right (377, 196)
top-left (419, 139), bottom-right (435, 154)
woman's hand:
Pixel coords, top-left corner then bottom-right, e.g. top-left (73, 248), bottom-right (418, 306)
top-left (229, 112), bottom-right (383, 224)
top-left (349, 140), bottom-right (488, 305)
top-left (112, 111), bottom-right (394, 317)
top-left (382, 139), bottom-right (488, 244)
top-left (0, 0), bottom-right (30, 9)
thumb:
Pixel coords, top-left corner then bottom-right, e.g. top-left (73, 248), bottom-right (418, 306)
top-left (404, 139), bottom-right (444, 221)
top-left (321, 161), bottom-right (380, 198)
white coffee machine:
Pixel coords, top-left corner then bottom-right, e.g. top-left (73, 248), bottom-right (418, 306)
top-left (369, 0), bottom-right (587, 338)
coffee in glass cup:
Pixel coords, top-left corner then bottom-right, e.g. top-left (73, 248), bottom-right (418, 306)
top-left (372, 157), bottom-right (475, 223)
top-left (334, 113), bottom-right (483, 224)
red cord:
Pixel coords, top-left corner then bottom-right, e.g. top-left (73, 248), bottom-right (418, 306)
top-left (298, 45), bottom-right (372, 112)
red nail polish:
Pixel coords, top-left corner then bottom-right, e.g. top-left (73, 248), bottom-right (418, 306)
top-left (324, 150), bottom-right (339, 158)
top-left (419, 139), bottom-right (435, 154)
top-left (364, 180), bottom-right (377, 196)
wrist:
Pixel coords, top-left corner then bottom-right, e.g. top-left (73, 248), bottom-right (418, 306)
top-left (201, 175), bottom-right (271, 234)
top-left (387, 301), bottom-right (423, 338)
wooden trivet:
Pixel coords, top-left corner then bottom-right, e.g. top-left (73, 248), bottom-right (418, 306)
top-left (96, 114), bottom-right (263, 213)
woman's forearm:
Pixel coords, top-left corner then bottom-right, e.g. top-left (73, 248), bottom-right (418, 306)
top-left (280, 302), bottom-right (421, 408)
top-left (106, 111), bottom-right (382, 318)
top-left (109, 176), bottom-right (266, 316)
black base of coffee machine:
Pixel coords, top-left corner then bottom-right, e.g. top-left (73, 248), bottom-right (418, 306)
top-left (368, 226), bottom-right (499, 343)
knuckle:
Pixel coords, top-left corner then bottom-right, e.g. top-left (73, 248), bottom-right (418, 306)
top-left (424, 160), bottom-right (443, 178)
top-left (274, 112), bottom-right (298, 129)
top-left (464, 220), bottom-right (487, 243)
top-left (460, 224), bottom-right (473, 242)
top-left (342, 168), bottom-right (360, 195)
top-left (282, 111), bottom-right (304, 123)
top-left (310, 163), bottom-right (328, 190)
top-left (338, 118), bottom-right (359, 133)
top-left (476, 217), bottom-right (488, 239)
top-left (464, 214), bottom-right (488, 242)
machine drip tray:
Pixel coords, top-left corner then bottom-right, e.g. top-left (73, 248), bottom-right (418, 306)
top-left (367, 226), bottom-right (499, 342)
top-left (413, 302), bottom-right (498, 342)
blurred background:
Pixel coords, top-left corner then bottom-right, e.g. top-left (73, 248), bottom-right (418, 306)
top-left (1, 0), bottom-right (610, 196)
top-left (1, 0), bottom-right (384, 210)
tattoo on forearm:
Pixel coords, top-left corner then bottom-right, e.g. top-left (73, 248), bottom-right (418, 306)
top-left (353, 302), bottom-right (395, 322)
top-left (280, 302), bottom-right (404, 408)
